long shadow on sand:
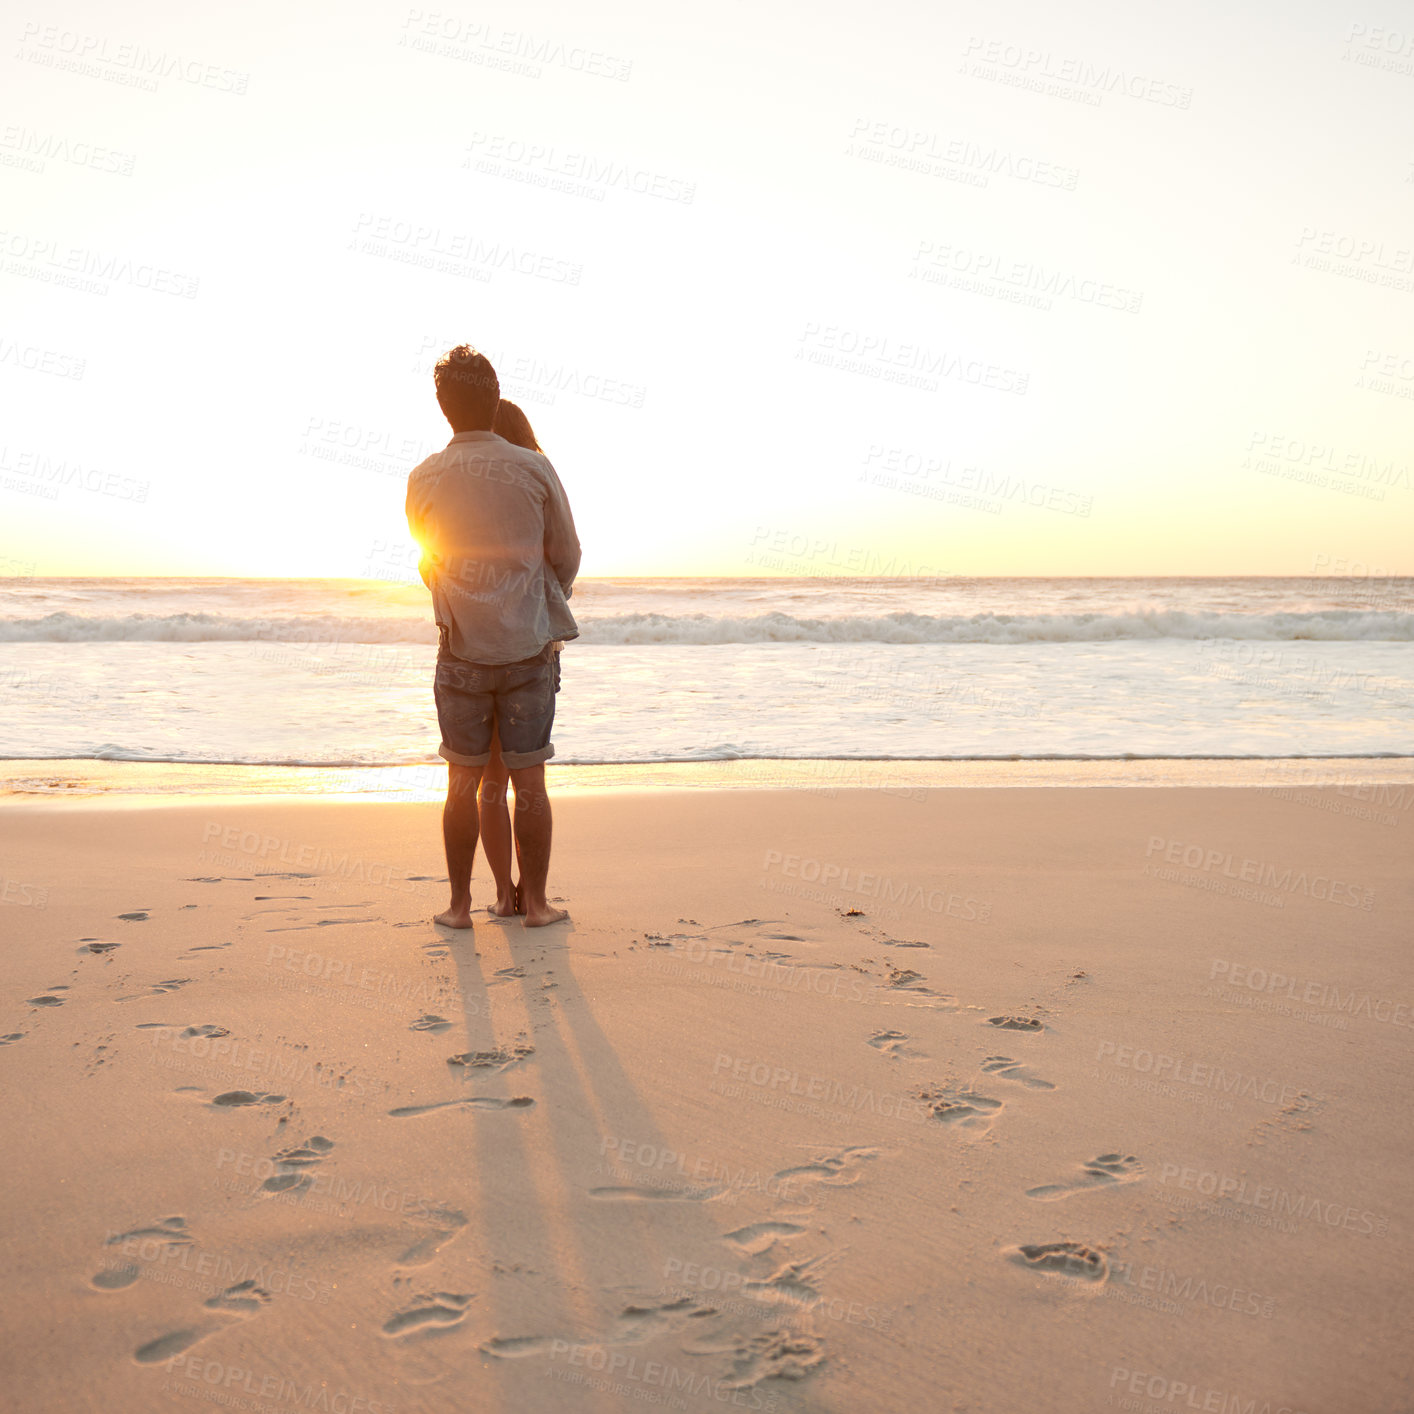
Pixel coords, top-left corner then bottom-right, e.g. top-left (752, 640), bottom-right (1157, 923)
top-left (439, 912), bottom-right (824, 1400)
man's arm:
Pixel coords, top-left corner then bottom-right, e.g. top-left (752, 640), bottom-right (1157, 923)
top-left (405, 472), bottom-right (439, 589)
top-left (540, 458), bottom-right (581, 595)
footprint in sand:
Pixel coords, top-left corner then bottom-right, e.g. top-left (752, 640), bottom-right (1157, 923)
top-left (388, 1097), bottom-right (534, 1117)
top-left (211, 1090), bottom-right (286, 1108)
top-left (1026, 1154), bottom-right (1144, 1202)
top-left (382, 1291), bottom-right (473, 1338)
top-left (262, 1135), bottom-right (335, 1194)
top-left (78, 940), bottom-right (121, 955)
top-left (133, 1281), bottom-right (272, 1363)
top-left (867, 1029), bottom-right (923, 1059)
top-left (980, 1055), bottom-right (1055, 1090)
top-left (0, 1033), bottom-right (25, 1045)
top-left (28, 990), bottom-right (66, 1007)
top-left (988, 1015), bottom-right (1043, 1032)
top-left (94, 1215), bottom-right (192, 1290)
top-left (481, 1334), bottom-right (560, 1359)
top-left (774, 1145), bottom-right (881, 1194)
top-left (886, 967), bottom-right (926, 988)
top-left (117, 912), bottom-right (150, 922)
top-left (447, 1040), bottom-right (534, 1074)
top-left (737, 1250), bottom-right (839, 1313)
top-left (682, 1328), bottom-right (825, 1388)
top-left (588, 1184), bottom-right (725, 1202)
top-left (847, 917), bottom-right (929, 949)
top-left (267, 918), bottom-right (378, 932)
top-left (399, 1208), bottom-right (468, 1265)
top-left (1005, 1241), bottom-right (1108, 1283)
top-left (609, 1298), bottom-right (718, 1344)
top-left (916, 1087), bottom-right (1004, 1131)
top-left (481, 1299), bottom-right (718, 1365)
top-left (92, 1264), bottom-right (143, 1290)
top-left (723, 1222), bottom-right (808, 1256)
top-left (116, 978), bottom-right (192, 1003)
top-left (106, 1216), bottom-right (191, 1247)
top-left (408, 1014), bottom-right (453, 1033)
top-left (878, 968), bottom-right (956, 1009)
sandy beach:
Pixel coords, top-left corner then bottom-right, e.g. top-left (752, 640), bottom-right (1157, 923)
top-left (2, 782), bottom-right (1410, 1413)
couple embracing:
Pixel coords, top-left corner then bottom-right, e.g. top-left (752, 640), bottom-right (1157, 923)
top-left (405, 346), bottom-right (580, 929)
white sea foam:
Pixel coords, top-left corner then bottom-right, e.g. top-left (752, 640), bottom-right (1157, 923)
top-left (1, 578), bottom-right (1410, 767)
top-left (1, 608), bottom-right (1410, 644)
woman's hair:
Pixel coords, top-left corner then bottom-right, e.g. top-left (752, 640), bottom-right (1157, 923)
top-left (492, 399), bottom-right (542, 453)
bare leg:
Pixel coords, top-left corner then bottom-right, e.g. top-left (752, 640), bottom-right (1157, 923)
top-left (436, 762), bottom-right (483, 928)
top-left (478, 726), bottom-right (517, 916)
top-left (507, 764), bottom-right (568, 927)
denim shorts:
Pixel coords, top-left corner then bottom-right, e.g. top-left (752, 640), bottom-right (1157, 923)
top-left (433, 627), bottom-right (560, 769)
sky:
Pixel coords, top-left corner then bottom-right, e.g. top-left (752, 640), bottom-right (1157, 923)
top-left (2, 0), bottom-right (1411, 579)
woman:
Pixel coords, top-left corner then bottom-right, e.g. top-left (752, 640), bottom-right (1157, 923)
top-left (480, 398), bottom-right (561, 917)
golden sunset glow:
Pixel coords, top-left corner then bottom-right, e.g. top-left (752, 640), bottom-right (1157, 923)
top-left (2, 3), bottom-right (1409, 579)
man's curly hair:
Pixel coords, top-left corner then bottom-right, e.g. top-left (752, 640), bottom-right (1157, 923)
top-left (434, 345), bottom-right (500, 430)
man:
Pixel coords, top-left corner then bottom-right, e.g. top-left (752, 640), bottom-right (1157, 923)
top-left (405, 345), bottom-right (581, 928)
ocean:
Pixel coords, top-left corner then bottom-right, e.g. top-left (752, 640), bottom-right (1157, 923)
top-left (1, 576), bottom-right (1410, 785)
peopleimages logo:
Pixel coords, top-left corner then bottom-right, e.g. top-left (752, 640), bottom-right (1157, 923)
top-left (1143, 836), bottom-right (1375, 910)
top-left (960, 38), bottom-right (1192, 107)
top-left (15, 22), bottom-right (249, 93)
top-left (846, 118), bottom-right (1080, 190)
top-left (1154, 1160), bottom-right (1388, 1236)
top-left (1108, 1367), bottom-right (1309, 1414)
top-left (1207, 960), bottom-right (1411, 1028)
top-left (1094, 1040), bottom-right (1319, 1109)
top-left (797, 322), bottom-right (1028, 396)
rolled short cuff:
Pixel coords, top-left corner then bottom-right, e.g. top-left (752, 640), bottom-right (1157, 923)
top-left (499, 742), bottom-right (555, 770)
top-left (438, 743), bottom-right (493, 768)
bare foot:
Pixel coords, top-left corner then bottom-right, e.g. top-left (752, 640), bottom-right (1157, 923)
top-left (486, 891), bottom-right (517, 919)
top-left (433, 904), bottom-right (474, 929)
top-left (522, 903), bottom-right (569, 928)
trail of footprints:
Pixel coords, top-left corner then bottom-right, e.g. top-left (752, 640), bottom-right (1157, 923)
top-left (90, 1216), bottom-right (276, 1364)
top-left (58, 881), bottom-right (505, 1365)
top-left (851, 962), bottom-right (1140, 1294)
top-left (374, 1148), bottom-right (864, 1386)
top-left (379, 1013), bottom-right (547, 1338)
top-left (84, 907), bottom-right (1126, 1385)
top-left (133, 1281), bottom-right (273, 1364)
top-left (456, 1148), bottom-right (872, 1386)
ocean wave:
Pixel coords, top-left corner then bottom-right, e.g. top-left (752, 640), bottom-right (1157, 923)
top-left (5, 748), bottom-right (1413, 767)
top-left (0, 612), bottom-right (440, 644)
top-left (1, 608), bottom-right (1411, 644)
top-left (578, 609), bottom-right (1414, 644)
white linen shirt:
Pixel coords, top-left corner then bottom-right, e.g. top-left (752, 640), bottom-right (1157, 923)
top-left (405, 430), bottom-right (581, 665)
